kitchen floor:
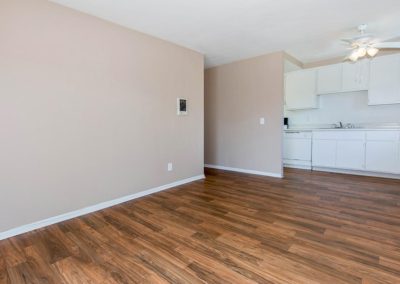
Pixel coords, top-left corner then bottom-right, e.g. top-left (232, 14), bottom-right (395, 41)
top-left (1, 168), bottom-right (400, 283)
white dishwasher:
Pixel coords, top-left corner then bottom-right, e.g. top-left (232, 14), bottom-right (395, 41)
top-left (283, 131), bottom-right (312, 169)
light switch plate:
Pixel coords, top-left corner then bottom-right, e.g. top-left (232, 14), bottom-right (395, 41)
top-left (259, 117), bottom-right (265, 125)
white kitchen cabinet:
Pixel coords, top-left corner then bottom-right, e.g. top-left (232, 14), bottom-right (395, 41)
top-left (317, 64), bottom-right (343, 94)
top-left (398, 142), bottom-right (400, 174)
top-left (366, 142), bottom-right (399, 173)
top-left (369, 54), bottom-right (400, 105)
top-left (312, 131), bottom-right (365, 170)
top-left (313, 131), bottom-right (365, 140)
top-left (336, 141), bottom-right (365, 170)
top-left (284, 54), bottom-right (400, 107)
top-left (312, 140), bottom-right (337, 168)
top-left (365, 131), bottom-right (400, 174)
top-left (342, 60), bottom-right (370, 92)
top-left (285, 69), bottom-right (318, 110)
top-left (283, 129), bottom-right (400, 176)
top-left (283, 132), bottom-right (312, 168)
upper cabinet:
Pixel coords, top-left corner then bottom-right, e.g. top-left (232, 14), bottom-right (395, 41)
top-left (342, 60), bottom-right (370, 92)
top-left (317, 64), bottom-right (343, 94)
top-left (316, 61), bottom-right (370, 95)
top-left (285, 69), bottom-right (318, 110)
top-left (368, 54), bottom-right (400, 105)
top-left (284, 54), bottom-right (400, 110)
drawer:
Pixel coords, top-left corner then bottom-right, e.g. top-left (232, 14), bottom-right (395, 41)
top-left (366, 131), bottom-right (400, 141)
top-left (313, 131), bottom-right (365, 140)
top-left (284, 131), bottom-right (312, 139)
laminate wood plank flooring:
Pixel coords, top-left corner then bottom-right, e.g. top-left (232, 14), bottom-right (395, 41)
top-left (1, 168), bottom-right (400, 283)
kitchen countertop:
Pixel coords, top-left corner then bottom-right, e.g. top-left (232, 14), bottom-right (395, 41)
top-left (285, 128), bottom-right (400, 132)
top-left (284, 123), bottom-right (400, 132)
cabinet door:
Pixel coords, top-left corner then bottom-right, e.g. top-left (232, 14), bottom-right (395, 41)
top-left (398, 143), bottom-right (400, 174)
top-left (312, 140), bottom-right (336, 167)
top-left (366, 141), bottom-right (399, 173)
top-left (317, 64), bottom-right (342, 94)
top-left (283, 138), bottom-right (312, 161)
top-left (369, 54), bottom-right (400, 105)
top-left (336, 141), bottom-right (365, 170)
top-left (342, 60), bottom-right (370, 92)
top-left (285, 69), bottom-right (318, 110)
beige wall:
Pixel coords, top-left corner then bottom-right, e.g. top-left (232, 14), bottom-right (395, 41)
top-left (0, 0), bottom-right (204, 233)
top-left (205, 52), bottom-right (284, 176)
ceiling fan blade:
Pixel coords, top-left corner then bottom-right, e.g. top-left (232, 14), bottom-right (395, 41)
top-left (341, 39), bottom-right (354, 44)
top-left (343, 55), bottom-right (353, 62)
top-left (372, 42), bottom-right (400, 49)
top-left (339, 41), bottom-right (354, 48)
top-left (373, 34), bottom-right (400, 44)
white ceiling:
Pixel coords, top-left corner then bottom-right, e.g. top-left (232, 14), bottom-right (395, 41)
top-left (51, 0), bottom-right (400, 68)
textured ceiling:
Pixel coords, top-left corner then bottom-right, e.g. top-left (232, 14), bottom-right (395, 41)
top-left (51, 0), bottom-right (400, 67)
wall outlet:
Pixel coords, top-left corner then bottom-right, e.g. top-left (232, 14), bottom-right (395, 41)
top-left (259, 117), bottom-right (265, 125)
top-left (167, 163), bottom-right (173, 172)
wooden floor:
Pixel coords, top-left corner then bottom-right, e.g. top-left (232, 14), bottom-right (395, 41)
top-left (1, 168), bottom-right (400, 283)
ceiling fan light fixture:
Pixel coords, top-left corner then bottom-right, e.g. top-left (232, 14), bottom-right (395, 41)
top-left (349, 51), bottom-right (359, 62)
top-left (356, 47), bottom-right (367, 58)
top-left (367, 47), bottom-right (379, 57)
top-left (343, 24), bottom-right (400, 62)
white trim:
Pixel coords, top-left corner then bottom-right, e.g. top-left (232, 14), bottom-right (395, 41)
top-left (312, 167), bottom-right (400, 180)
top-left (205, 164), bottom-right (283, 178)
top-left (284, 159), bottom-right (312, 169)
top-left (284, 164), bottom-right (312, 170)
top-left (0, 175), bottom-right (205, 241)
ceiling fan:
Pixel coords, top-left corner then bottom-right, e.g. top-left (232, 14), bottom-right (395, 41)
top-left (342, 24), bottom-right (400, 62)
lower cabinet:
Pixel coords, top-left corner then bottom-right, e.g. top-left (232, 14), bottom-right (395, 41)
top-left (286, 130), bottom-right (400, 176)
top-left (365, 131), bottom-right (400, 174)
top-left (312, 140), bottom-right (336, 167)
top-left (365, 141), bottom-right (399, 173)
top-left (336, 141), bottom-right (365, 170)
top-left (312, 131), bottom-right (366, 170)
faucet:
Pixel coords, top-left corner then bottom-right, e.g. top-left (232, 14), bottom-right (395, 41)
top-left (334, 121), bottom-right (343, 129)
top-left (344, 123), bottom-right (356, 129)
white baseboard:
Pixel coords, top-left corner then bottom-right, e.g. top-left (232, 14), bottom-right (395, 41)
top-left (284, 164), bottom-right (312, 170)
top-left (0, 175), bottom-right (205, 241)
top-left (283, 159), bottom-right (311, 170)
top-left (312, 167), bottom-right (400, 180)
top-left (205, 164), bottom-right (283, 178)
